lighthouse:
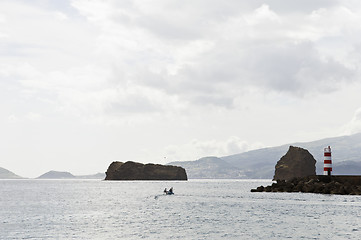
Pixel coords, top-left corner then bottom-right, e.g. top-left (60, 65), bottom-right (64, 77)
top-left (324, 146), bottom-right (332, 176)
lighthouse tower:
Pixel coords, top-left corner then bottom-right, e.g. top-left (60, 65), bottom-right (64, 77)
top-left (324, 146), bottom-right (332, 176)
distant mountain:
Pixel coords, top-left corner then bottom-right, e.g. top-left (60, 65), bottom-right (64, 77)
top-left (37, 171), bottom-right (75, 179)
top-left (76, 173), bottom-right (106, 179)
top-left (0, 167), bottom-right (23, 179)
top-left (169, 133), bottom-right (361, 179)
top-left (169, 156), bottom-right (245, 179)
top-left (37, 171), bottom-right (105, 179)
top-left (333, 161), bottom-right (361, 175)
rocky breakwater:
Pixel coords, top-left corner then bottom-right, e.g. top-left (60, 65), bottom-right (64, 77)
top-left (251, 176), bottom-right (361, 195)
top-left (105, 161), bottom-right (188, 180)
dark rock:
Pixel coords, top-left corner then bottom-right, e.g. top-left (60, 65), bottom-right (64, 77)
top-left (104, 161), bottom-right (187, 181)
top-left (354, 186), bottom-right (361, 195)
top-left (251, 185), bottom-right (265, 192)
top-left (265, 186), bottom-right (272, 192)
top-left (251, 175), bottom-right (361, 195)
top-left (302, 183), bottom-right (315, 193)
top-left (104, 161), bottom-right (124, 180)
top-left (273, 146), bottom-right (316, 181)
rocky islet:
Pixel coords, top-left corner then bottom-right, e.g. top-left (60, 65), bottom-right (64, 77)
top-left (105, 161), bottom-right (187, 181)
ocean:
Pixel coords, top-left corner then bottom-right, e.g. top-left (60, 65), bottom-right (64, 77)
top-left (1, 179), bottom-right (360, 239)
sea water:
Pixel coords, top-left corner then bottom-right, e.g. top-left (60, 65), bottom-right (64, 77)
top-left (1, 179), bottom-right (360, 239)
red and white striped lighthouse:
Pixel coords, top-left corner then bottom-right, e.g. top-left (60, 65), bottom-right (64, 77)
top-left (324, 146), bottom-right (332, 176)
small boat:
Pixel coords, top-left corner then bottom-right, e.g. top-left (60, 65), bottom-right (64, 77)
top-left (164, 187), bottom-right (174, 195)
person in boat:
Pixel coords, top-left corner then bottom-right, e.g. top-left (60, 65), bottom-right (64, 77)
top-left (168, 187), bottom-right (173, 194)
top-left (164, 188), bottom-right (167, 194)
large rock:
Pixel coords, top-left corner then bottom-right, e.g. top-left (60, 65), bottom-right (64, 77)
top-left (273, 146), bottom-right (316, 181)
top-left (105, 161), bottom-right (188, 180)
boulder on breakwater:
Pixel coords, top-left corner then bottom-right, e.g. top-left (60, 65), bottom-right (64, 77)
top-left (105, 161), bottom-right (188, 181)
top-left (251, 175), bottom-right (361, 195)
top-left (273, 146), bottom-right (316, 181)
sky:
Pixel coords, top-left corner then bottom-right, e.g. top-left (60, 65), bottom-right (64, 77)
top-left (2, 0), bottom-right (361, 178)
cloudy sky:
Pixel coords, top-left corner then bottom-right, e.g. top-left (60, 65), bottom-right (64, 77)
top-left (2, 0), bottom-right (361, 178)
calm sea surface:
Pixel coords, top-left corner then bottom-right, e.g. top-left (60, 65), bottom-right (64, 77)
top-left (1, 179), bottom-right (361, 239)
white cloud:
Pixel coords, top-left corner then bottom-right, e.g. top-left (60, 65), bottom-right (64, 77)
top-left (54, 11), bottom-right (69, 21)
top-left (1, 0), bottom-right (360, 122)
top-left (1, 0), bottom-right (359, 124)
top-left (26, 112), bottom-right (42, 121)
top-left (7, 115), bottom-right (19, 123)
top-left (342, 107), bottom-right (361, 135)
top-left (244, 4), bottom-right (281, 25)
top-left (6, 112), bottom-right (42, 123)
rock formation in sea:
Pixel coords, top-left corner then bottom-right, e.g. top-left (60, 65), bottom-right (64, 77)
top-left (273, 146), bottom-right (316, 181)
top-left (104, 161), bottom-right (188, 180)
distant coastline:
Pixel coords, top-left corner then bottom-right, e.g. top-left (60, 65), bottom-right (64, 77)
top-left (37, 171), bottom-right (105, 179)
top-left (0, 167), bottom-right (105, 180)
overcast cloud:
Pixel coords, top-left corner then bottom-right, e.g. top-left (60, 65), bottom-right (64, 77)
top-left (1, 0), bottom-right (361, 177)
